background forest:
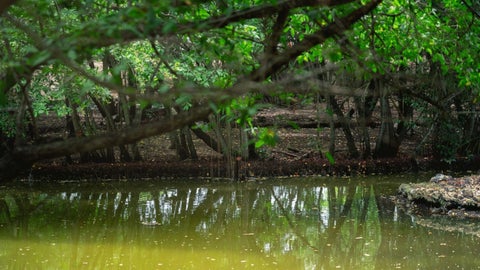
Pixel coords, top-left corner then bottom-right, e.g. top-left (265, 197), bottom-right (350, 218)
top-left (0, 0), bottom-right (479, 181)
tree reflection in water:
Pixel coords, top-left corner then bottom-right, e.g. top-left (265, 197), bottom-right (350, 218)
top-left (1, 176), bottom-right (480, 269)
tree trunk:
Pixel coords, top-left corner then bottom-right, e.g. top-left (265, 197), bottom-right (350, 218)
top-left (83, 105), bottom-right (108, 161)
top-left (225, 119), bottom-right (235, 178)
top-left (130, 100), bottom-right (143, 161)
top-left (247, 132), bottom-right (258, 160)
top-left (239, 123), bottom-right (249, 159)
top-left (172, 129), bottom-right (189, 160)
top-left (117, 92), bottom-right (133, 162)
top-left (184, 127), bottom-right (198, 160)
top-left (326, 95), bottom-right (336, 156)
top-left (210, 114), bottom-right (230, 158)
top-left (67, 98), bottom-right (100, 162)
top-left (354, 83), bottom-right (378, 158)
top-left (374, 93), bottom-right (399, 158)
top-left (89, 94), bottom-right (116, 162)
top-left (329, 96), bottom-right (359, 158)
top-left (190, 126), bottom-right (221, 153)
top-left (395, 91), bottom-right (414, 140)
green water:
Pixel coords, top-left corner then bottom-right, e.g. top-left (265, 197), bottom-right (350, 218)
top-left (1, 174), bottom-right (479, 269)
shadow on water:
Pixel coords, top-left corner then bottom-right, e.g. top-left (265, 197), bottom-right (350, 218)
top-left (1, 174), bottom-right (480, 269)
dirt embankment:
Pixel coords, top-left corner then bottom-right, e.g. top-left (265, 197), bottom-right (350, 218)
top-left (23, 105), bottom-right (480, 181)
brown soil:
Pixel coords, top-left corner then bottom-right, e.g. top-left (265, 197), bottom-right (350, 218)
top-left (27, 105), bottom-right (480, 181)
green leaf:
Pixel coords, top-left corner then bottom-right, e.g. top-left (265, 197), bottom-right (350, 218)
top-left (287, 121), bottom-right (300, 130)
top-left (175, 94), bottom-right (192, 110)
top-left (255, 128), bottom-right (278, 148)
top-left (27, 51), bottom-right (51, 66)
top-left (139, 99), bottom-right (150, 109)
top-left (67, 50), bottom-right (77, 61)
top-left (325, 107), bottom-right (334, 117)
top-left (158, 84), bottom-right (170, 94)
top-left (325, 151), bottom-right (335, 165)
top-left (255, 140), bottom-right (265, 148)
top-left (162, 21), bottom-right (177, 34)
top-left (0, 89), bottom-right (7, 106)
top-left (126, 7), bottom-right (145, 19)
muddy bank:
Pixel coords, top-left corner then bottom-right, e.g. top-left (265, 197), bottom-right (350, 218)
top-left (20, 105), bottom-right (479, 182)
top-left (26, 155), bottom-right (413, 181)
top-left (18, 154), bottom-right (479, 182)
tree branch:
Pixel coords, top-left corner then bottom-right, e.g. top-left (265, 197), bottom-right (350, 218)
top-left (0, 0), bottom-right (16, 15)
top-left (72, 0), bottom-right (357, 51)
top-left (0, 0), bottom-right (382, 181)
top-left (1, 0), bottom-right (357, 99)
top-left (264, 8), bottom-right (290, 56)
top-left (461, 0), bottom-right (480, 20)
top-left (12, 106), bottom-right (212, 162)
top-left (248, 0), bottom-right (383, 82)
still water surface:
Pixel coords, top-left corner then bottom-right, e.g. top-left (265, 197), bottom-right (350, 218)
top-left (1, 174), bottom-right (479, 269)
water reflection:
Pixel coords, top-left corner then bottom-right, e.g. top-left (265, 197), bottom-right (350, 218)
top-left (1, 176), bottom-right (480, 269)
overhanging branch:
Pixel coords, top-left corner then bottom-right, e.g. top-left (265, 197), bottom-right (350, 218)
top-left (13, 106), bottom-right (212, 162)
top-left (249, 0), bottom-right (383, 82)
top-left (1, 0), bottom-right (358, 99)
top-left (73, 0), bottom-right (357, 51)
top-left (0, 0), bottom-right (383, 182)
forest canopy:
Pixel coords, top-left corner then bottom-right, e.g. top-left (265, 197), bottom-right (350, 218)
top-left (0, 0), bottom-right (479, 181)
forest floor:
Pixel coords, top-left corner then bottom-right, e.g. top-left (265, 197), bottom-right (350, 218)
top-left (28, 105), bottom-right (480, 181)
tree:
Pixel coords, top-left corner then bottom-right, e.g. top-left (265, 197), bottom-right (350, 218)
top-left (0, 0), bottom-right (382, 181)
top-left (2, 0), bottom-right (479, 182)
top-left (318, 0), bottom-right (480, 160)
top-left (368, 0), bottom-right (480, 160)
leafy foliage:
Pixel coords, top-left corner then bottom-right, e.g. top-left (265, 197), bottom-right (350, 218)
top-left (0, 0), bottom-right (479, 179)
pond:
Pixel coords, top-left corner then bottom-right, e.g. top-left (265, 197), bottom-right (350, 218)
top-left (1, 174), bottom-right (479, 269)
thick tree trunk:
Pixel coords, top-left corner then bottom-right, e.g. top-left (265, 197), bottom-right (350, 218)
top-left (210, 114), bottom-right (231, 158)
top-left (171, 129), bottom-right (189, 160)
top-left (374, 95), bottom-right (399, 158)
